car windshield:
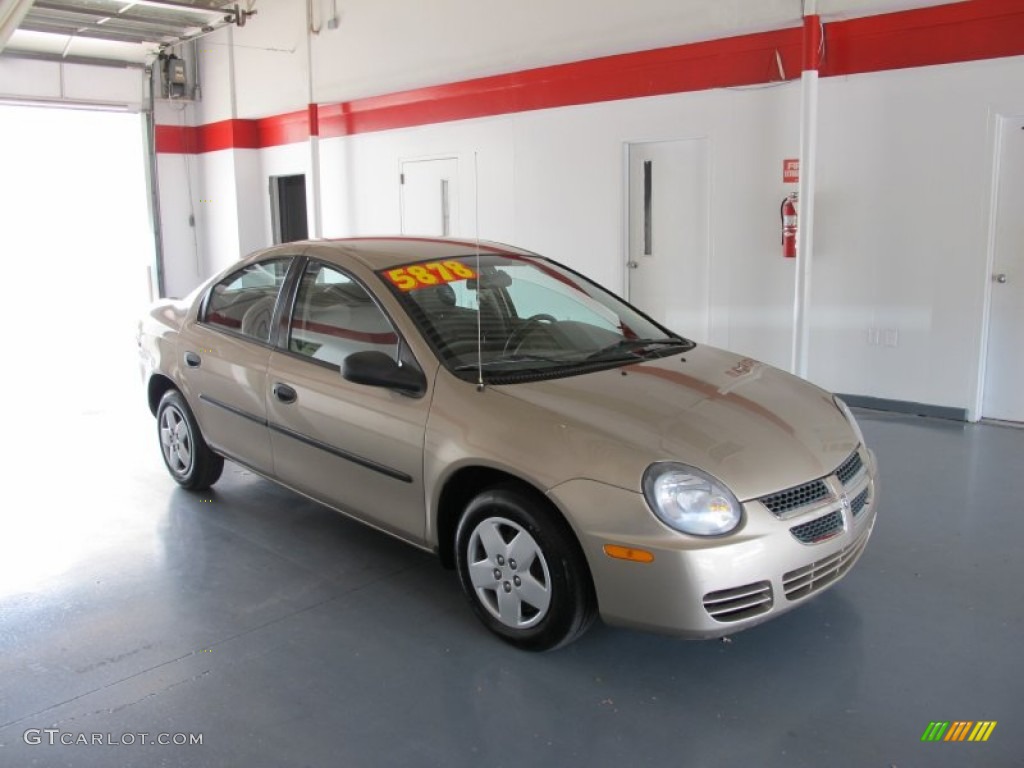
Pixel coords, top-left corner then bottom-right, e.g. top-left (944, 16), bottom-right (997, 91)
top-left (378, 252), bottom-right (693, 382)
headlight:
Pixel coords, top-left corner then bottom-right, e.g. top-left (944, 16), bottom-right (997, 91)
top-left (833, 395), bottom-right (865, 445)
top-left (642, 463), bottom-right (742, 537)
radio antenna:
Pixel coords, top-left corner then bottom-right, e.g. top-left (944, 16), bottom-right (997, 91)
top-left (474, 151), bottom-right (484, 391)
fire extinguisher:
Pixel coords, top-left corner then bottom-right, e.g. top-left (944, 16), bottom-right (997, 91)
top-left (781, 192), bottom-right (799, 259)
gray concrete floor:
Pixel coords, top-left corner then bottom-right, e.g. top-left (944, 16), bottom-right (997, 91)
top-left (1, 391), bottom-right (1022, 767)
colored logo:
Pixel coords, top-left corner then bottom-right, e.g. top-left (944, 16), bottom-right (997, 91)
top-left (921, 721), bottom-right (997, 742)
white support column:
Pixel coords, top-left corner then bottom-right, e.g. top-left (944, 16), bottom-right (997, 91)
top-left (306, 3), bottom-right (323, 239)
top-left (791, 6), bottom-right (821, 379)
top-left (308, 106), bottom-right (323, 239)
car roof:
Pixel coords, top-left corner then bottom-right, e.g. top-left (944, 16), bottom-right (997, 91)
top-left (300, 237), bottom-right (539, 271)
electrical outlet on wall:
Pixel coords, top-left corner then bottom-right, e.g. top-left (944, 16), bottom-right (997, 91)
top-left (867, 327), bottom-right (880, 345)
top-left (883, 328), bottom-right (899, 347)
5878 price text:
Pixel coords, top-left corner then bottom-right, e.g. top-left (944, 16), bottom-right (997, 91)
top-left (385, 261), bottom-right (476, 291)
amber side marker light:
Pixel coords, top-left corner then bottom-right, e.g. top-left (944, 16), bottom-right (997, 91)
top-left (603, 544), bottom-right (655, 563)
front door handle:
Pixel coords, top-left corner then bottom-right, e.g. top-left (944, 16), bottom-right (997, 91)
top-left (273, 383), bottom-right (297, 404)
top-left (184, 351), bottom-right (202, 368)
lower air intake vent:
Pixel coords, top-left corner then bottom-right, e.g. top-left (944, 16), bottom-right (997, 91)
top-left (783, 531), bottom-right (870, 601)
top-left (791, 510), bottom-right (845, 544)
top-left (703, 581), bottom-right (773, 622)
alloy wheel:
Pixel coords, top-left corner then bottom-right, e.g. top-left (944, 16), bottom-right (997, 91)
top-left (159, 405), bottom-right (193, 475)
top-left (465, 516), bottom-right (552, 629)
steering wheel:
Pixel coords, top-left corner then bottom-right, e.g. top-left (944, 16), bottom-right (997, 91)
top-left (503, 313), bottom-right (557, 355)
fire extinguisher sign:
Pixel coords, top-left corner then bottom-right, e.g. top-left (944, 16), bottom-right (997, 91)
top-left (783, 159), bottom-right (800, 183)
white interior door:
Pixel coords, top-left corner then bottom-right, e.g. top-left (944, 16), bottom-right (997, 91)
top-left (982, 117), bottom-right (1024, 422)
top-left (626, 139), bottom-right (710, 342)
top-left (400, 157), bottom-right (459, 237)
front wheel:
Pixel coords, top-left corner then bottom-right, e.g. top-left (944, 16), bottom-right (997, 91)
top-left (455, 484), bottom-right (596, 651)
top-left (156, 389), bottom-right (224, 491)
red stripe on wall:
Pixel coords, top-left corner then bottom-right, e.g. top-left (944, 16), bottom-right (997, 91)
top-left (307, 104), bottom-right (319, 138)
top-left (317, 26), bottom-right (800, 139)
top-left (156, 110), bottom-right (312, 153)
top-left (803, 14), bottom-right (822, 72)
top-left (155, 124), bottom-right (197, 154)
top-left (155, 118), bottom-right (264, 153)
top-left (203, 119), bottom-right (260, 151)
top-left (259, 109), bottom-right (310, 146)
top-left (820, 0), bottom-right (1024, 77)
top-left (156, 0), bottom-right (1024, 153)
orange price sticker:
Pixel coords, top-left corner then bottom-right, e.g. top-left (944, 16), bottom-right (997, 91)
top-left (385, 261), bottom-right (477, 291)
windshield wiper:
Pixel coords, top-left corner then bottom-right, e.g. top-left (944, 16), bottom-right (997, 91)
top-left (454, 354), bottom-right (561, 371)
top-left (584, 337), bottom-right (689, 362)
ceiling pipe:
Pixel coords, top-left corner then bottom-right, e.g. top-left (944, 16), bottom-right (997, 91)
top-left (306, 0), bottom-right (323, 238)
top-left (144, 64), bottom-right (167, 298)
top-left (791, 0), bottom-right (822, 379)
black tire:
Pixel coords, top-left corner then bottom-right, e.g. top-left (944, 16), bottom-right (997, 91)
top-left (156, 389), bottom-right (224, 491)
top-left (455, 483), bottom-right (597, 651)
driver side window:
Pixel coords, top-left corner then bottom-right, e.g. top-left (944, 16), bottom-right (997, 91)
top-left (288, 262), bottom-right (399, 367)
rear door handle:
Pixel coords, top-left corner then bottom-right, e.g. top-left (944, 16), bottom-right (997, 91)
top-left (184, 351), bottom-right (202, 368)
top-left (273, 383), bottom-right (297, 404)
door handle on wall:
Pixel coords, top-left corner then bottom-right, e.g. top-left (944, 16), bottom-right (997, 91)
top-left (273, 383), bottom-right (297, 404)
top-left (440, 178), bottom-right (450, 237)
top-left (994, 273), bottom-right (1008, 284)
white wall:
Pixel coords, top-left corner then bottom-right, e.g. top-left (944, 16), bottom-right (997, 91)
top-left (190, 27), bottom-right (234, 124)
top-left (315, 84), bottom-right (803, 370)
top-left (156, 151), bottom-right (201, 298)
top-left (155, 0), bottom-right (1021, 416)
top-left (233, 0), bottom-right (308, 121)
top-left (203, 54), bottom-right (1022, 416)
top-left (154, 99), bottom-right (200, 298)
top-left (810, 56), bottom-right (1024, 412)
top-left (185, 0), bottom-right (961, 118)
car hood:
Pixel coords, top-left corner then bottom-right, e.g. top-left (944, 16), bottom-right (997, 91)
top-left (493, 345), bottom-right (858, 501)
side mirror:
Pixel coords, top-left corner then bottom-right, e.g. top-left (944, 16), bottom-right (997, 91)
top-left (342, 351), bottom-right (426, 396)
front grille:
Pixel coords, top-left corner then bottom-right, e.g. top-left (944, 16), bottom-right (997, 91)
top-left (783, 529), bottom-right (870, 600)
top-left (703, 581), bottom-right (773, 623)
top-left (760, 480), bottom-right (831, 517)
top-left (850, 487), bottom-right (870, 517)
top-left (835, 450), bottom-right (864, 486)
top-left (791, 510), bottom-right (845, 544)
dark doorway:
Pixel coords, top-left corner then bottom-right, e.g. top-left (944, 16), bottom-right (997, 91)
top-left (271, 174), bottom-right (309, 243)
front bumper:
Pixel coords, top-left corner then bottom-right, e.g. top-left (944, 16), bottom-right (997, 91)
top-left (548, 449), bottom-right (878, 638)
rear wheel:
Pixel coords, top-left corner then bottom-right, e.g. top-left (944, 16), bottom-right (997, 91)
top-left (455, 484), bottom-right (596, 651)
top-left (156, 389), bottom-right (224, 491)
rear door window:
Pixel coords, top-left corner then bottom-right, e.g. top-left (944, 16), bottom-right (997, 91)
top-left (203, 259), bottom-right (291, 342)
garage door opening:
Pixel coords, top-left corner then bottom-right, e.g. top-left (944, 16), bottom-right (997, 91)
top-left (0, 105), bottom-right (155, 419)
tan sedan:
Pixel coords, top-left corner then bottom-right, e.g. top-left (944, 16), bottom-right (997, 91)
top-left (138, 237), bottom-right (878, 650)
